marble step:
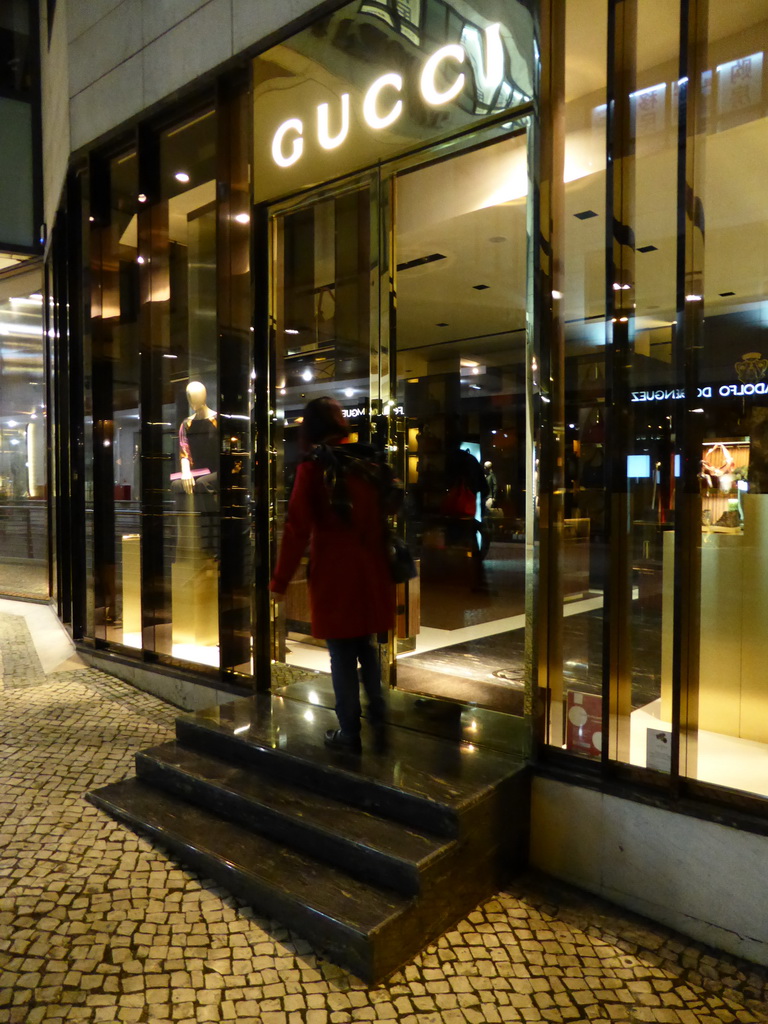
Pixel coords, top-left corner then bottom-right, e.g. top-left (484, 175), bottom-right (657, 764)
top-left (275, 677), bottom-right (531, 759)
top-left (177, 694), bottom-right (523, 838)
top-left (136, 741), bottom-right (452, 896)
top-left (88, 778), bottom-right (411, 983)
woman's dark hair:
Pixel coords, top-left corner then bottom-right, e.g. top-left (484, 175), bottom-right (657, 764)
top-left (300, 396), bottom-right (350, 449)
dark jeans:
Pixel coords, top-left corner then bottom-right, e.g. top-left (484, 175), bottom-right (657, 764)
top-left (325, 635), bottom-right (386, 737)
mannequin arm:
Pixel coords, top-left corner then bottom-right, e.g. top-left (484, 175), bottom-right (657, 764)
top-left (180, 456), bottom-right (194, 494)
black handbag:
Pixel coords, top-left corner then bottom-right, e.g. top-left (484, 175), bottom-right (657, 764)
top-left (388, 533), bottom-right (417, 583)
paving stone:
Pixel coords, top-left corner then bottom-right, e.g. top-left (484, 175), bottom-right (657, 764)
top-left (1, 612), bottom-right (768, 1024)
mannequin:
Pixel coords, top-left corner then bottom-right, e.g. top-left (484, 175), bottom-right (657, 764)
top-left (170, 381), bottom-right (219, 647)
top-left (171, 381), bottom-right (219, 558)
top-left (178, 381), bottom-right (218, 493)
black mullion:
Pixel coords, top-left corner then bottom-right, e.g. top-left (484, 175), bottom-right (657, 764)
top-left (252, 202), bottom-right (272, 690)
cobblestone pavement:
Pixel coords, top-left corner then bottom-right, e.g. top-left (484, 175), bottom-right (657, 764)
top-left (2, 610), bottom-right (768, 1023)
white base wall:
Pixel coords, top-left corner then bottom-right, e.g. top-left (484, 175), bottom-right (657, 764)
top-left (78, 650), bottom-right (240, 713)
top-left (530, 776), bottom-right (768, 967)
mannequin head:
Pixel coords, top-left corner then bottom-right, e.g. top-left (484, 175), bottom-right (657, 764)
top-left (484, 461), bottom-right (493, 471)
top-left (186, 381), bottom-right (207, 412)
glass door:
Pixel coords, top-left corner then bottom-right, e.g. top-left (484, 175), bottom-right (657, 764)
top-left (268, 175), bottom-right (381, 685)
top-left (391, 132), bottom-right (531, 715)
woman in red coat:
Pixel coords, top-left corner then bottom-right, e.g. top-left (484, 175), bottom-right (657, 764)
top-left (270, 397), bottom-right (395, 752)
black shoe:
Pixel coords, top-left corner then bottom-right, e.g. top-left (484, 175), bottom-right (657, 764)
top-left (324, 728), bottom-right (362, 753)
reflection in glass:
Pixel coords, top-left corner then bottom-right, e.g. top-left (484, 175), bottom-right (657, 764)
top-left (0, 284), bottom-right (47, 598)
top-left (91, 151), bottom-right (141, 645)
top-left (270, 184), bottom-right (374, 683)
top-left (683, 1), bottom-right (768, 798)
top-left (155, 110), bottom-right (219, 667)
top-left (557, 0), bottom-right (609, 758)
top-left (392, 135), bottom-right (529, 717)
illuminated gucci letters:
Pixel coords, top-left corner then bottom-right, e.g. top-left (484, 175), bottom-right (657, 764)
top-left (270, 29), bottom-right (498, 168)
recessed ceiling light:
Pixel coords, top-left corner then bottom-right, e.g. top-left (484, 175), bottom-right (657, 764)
top-left (436, 322), bottom-right (449, 327)
top-left (472, 284), bottom-right (489, 290)
top-left (175, 172), bottom-right (190, 183)
top-left (638, 244), bottom-right (658, 253)
top-left (574, 210), bottom-right (598, 220)
top-left (719, 291), bottom-right (735, 297)
top-left (489, 236), bottom-right (507, 243)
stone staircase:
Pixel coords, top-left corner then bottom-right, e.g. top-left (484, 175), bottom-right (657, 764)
top-left (88, 691), bottom-right (529, 984)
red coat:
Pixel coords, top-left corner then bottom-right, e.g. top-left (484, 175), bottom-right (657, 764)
top-left (270, 455), bottom-right (395, 640)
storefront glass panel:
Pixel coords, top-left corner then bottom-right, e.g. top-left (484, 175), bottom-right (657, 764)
top-left (611, 0), bottom-right (682, 771)
top-left (0, 281), bottom-right (47, 599)
top-left (554, 0), bottom-right (609, 757)
top-left (141, 109), bottom-right (220, 666)
top-left (392, 134), bottom-right (529, 714)
top-left (90, 151), bottom-right (141, 644)
top-left (684, 1), bottom-right (768, 797)
top-left (269, 178), bottom-right (378, 683)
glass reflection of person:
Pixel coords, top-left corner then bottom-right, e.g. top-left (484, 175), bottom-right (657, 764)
top-left (173, 381), bottom-right (219, 558)
top-left (270, 397), bottom-right (393, 754)
top-left (442, 441), bottom-right (490, 587)
top-left (483, 461), bottom-right (498, 507)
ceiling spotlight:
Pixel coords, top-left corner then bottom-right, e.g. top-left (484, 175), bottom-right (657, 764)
top-left (302, 368), bottom-right (313, 382)
top-left (137, 193), bottom-right (147, 203)
top-left (234, 213), bottom-right (250, 224)
top-left (344, 388), bottom-right (354, 398)
top-left (175, 172), bottom-right (190, 183)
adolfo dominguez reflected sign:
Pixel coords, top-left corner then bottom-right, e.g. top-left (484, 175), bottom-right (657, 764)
top-left (252, 0), bottom-right (534, 202)
top-left (632, 383), bottom-right (768, 402)
top-left (632, 353), bottom-right (768, 402)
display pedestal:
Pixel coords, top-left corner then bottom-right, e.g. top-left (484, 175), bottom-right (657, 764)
top-left (661, 493), bottom-right (768, 743)
top-left (121, 534), bottom-right (142, 633)
top-left (172, 503), bottom-right (218, 647)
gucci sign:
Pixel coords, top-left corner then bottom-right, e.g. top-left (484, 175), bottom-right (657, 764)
top-left (271, 24), bottom-right (504, 169)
